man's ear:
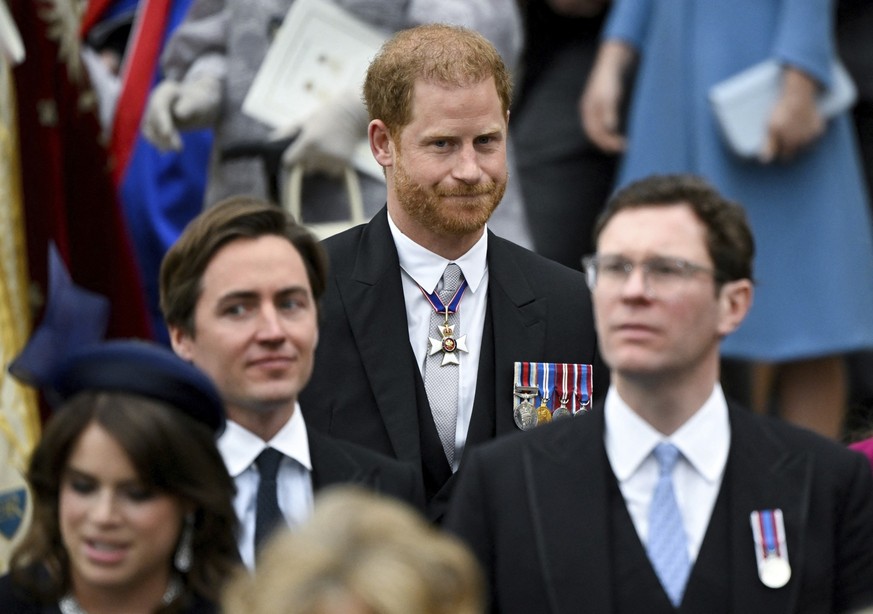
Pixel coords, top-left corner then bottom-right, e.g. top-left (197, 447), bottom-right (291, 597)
top-left (368, 119), bottom-right (394, 168)
top-left (169, 325), bottom-right (195, 362)
top-left (716, 279), bottom-right (753, 337)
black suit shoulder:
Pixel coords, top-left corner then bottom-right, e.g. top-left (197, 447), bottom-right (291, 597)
top-left (0, 572), bottom-right (219, 613)
top-left (321, 224), bottom-right (366, 264)
top-left (734, 404), bottom-right (873, 486)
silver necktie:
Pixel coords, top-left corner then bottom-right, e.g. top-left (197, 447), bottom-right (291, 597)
top-left (423, 263), bottom-right (463, 466)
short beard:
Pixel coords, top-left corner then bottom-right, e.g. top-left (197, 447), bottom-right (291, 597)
top-left (394, 157), bottom-right (506, 236)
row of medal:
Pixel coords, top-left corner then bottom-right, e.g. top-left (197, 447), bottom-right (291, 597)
top-left (512, 362), bottom-right (593, 431)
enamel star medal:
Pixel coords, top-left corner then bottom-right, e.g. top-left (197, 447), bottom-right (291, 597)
top-left (428, 306), bottom-right (469, 366)
top-left (420, 277), bottom-right (469, 367)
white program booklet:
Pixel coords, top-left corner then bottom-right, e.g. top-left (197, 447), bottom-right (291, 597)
top-left (708, 59), bottom-right (857, 158)
top-left (242, 0), bottom-right (387, 179)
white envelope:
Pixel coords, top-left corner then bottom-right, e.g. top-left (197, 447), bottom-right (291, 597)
top-left (708, 59), bottom-right (856, 158)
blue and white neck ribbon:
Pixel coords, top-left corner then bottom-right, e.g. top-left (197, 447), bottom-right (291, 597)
top-left (419, 279), bottom-right (469, 318)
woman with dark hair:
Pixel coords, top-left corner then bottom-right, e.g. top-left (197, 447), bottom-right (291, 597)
top-left (0, 340), bottom-right (241, 613)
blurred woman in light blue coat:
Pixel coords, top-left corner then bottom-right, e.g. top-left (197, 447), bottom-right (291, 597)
top-left (582, 0), bottom-right (873, 438)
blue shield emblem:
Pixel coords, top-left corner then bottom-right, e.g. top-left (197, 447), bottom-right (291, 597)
top-left (0, 488), bottom-right (27, 540)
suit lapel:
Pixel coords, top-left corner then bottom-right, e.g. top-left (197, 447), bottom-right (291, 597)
top-left (523, 409), bottom-right (614, 613)
top-left (479, 234), bottom-right (547, 439)
top-left (722, 405), bottom-right (810, 612)
top-left (335, 209), bottom-right (422, 464)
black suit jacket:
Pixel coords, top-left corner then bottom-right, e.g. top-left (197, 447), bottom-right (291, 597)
top-left (300, 207), bottom-right (603, 521)
top-left (445, 402), bottom-right (873, 613)
top-left (308, 428), bottom-right (423, 509)
top-left (0, 572), bottom-right (217, 613)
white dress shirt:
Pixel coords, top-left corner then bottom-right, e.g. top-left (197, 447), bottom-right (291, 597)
top-left (387, 211), bottom-right (489, 472)
top-left (217, 404), bottom-right (314, 569)
top-left (604, 385), bottom-right (730, 562)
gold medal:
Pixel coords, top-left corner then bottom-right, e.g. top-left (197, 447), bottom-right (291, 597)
top-left (536, 402), bottom-right (552, 425)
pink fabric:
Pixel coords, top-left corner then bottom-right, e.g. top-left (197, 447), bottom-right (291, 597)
top-left (849, 438), bottom-right (873, 473)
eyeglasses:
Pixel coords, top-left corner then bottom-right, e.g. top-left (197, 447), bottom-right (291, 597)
top-left (581, 254), bottom-right (719, 296)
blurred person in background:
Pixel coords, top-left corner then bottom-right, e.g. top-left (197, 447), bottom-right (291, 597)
top-left (513, 0), bottom-right (617, 269)
top-left (222, 485), bottom-right (483, 614)
top-left (0, 340), bottom-right (240, 614)
top-left (582, 0), bottom-right (873, 439)
top-left (141, 0), bottom-right (532, 247)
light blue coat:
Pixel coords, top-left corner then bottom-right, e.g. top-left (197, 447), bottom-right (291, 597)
top-left (605, 0), bottom-right (873, 360)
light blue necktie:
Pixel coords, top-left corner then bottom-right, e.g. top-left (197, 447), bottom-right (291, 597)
top-left (646, 442), bottom-right (691, 607)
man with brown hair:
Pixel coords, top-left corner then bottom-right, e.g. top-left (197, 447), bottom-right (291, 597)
top-left (299, 24), bottom-right (602, 522)
top-left (160, 196), bottom-right (422, 568)
top-left (446, 174), bottom-right (873, 613)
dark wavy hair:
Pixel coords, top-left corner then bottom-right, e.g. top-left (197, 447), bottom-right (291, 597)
top-left (594, 173), bottom-right (756, 287)
top-left (10, 391), bottom-right (240, 610)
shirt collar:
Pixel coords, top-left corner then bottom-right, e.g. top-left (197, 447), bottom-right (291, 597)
top-left (217, 403), bottom-right (312, 476)
top-left (604, 384), bottom-right (730, 483)
top-left (387, 209), bottom-right (488, 295)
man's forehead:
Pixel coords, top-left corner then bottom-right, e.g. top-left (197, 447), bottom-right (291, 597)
top-left (206, 235), bottom-right (302, 267)
top-left (199, 237), bottom-right (310, 292)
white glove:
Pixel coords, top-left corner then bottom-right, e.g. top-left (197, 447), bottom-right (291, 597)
top-left (142, 76), bottom-right (222, 151)
top-left (278, 93), bottom-right (369, 177)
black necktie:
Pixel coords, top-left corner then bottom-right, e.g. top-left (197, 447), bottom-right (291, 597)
top-left (254, 447), bottom-right (284, 554)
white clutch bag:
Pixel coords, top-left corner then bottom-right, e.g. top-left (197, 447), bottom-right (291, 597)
top-left (708, 59), bottom-right (857, 158)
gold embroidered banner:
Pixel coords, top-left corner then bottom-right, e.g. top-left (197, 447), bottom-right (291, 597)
top-left (0, 56), bottom-right (39, 574)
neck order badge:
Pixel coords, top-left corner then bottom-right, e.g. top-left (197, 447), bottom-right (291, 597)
top-left (419, 267), bottom-right (469, 366)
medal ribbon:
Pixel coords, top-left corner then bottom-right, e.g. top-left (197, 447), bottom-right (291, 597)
top-left (514, 362), bottom-right (534, 400)
top-left (751, 509), bottom-right (787, 561)
top-left (570, 364), bottom-right (579, 411)
top-left (575, 364), bottom-right (592, 413)
top-left (418, 279), bottom-right (469, 316)
top-left (529, 362), bottom-right (538, 399)
top-left (538, 362), bottom-right (554, 409)
top-left (759, 509), bottom-right (784, 558)
top-left (555, 363), bottom-right (569, 407)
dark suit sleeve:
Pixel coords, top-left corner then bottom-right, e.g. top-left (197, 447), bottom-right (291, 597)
top-left (444, 447), bottom-right (497, 602)
top-left (344, 442), bottom-right (426, 514)
top-left (377, 454), bottom-right (426, 513)
top-left (834, 450), bottom-right (873, 612)
top-left (310, 430), bottom-right (426, 513)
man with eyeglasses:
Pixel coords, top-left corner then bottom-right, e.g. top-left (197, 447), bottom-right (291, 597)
top-left (446, 173), bottom-right (873, 613)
